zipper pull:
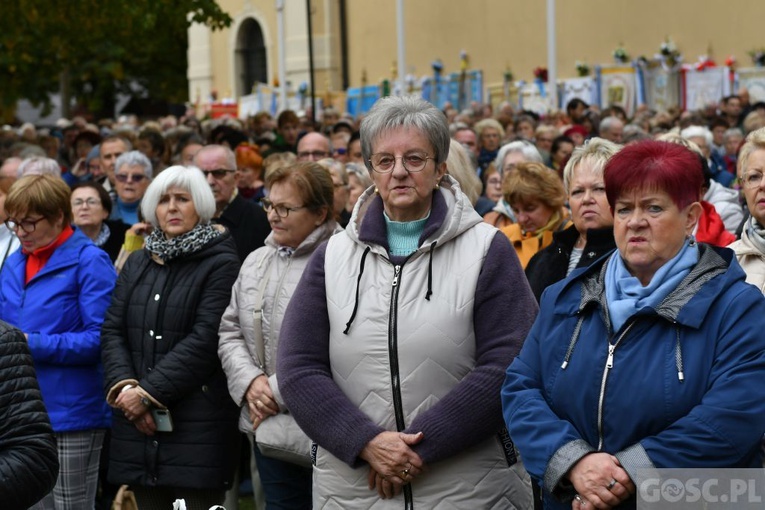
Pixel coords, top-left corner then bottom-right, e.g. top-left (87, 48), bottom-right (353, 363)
top-left (606, 344), bottom-right (615, 369)
top-left (392, 265), bottom-right (401, 287)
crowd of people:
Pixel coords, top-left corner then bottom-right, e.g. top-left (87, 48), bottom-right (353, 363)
top-left (1, 86), bottom-right (765, 509)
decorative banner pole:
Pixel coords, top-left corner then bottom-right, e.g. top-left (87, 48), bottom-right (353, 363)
top-left (276, 0), bottom-right (287, 112)
top-left (504, 66), bottom-right (514, 103)
top-left (306, 0), bottom-right (316, 124)
top-left (432, 59), bottom-right (443, 108)
top-left (359, 69), bottom-right (367, 115)
top-left (396, 0), bottom-right (406, 96)
top-left (459, 50), bottom-right (468, 110)
top-left (546, 0), bottom-right (558, 110)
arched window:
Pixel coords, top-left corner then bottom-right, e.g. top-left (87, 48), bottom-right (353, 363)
top-left (235, 18), bottom-right (267, 97)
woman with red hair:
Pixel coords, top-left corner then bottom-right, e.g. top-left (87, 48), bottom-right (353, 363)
top-left (235, 143), bottom-right (266, 202)
top-left (503, 140), bottom-right (765, 510)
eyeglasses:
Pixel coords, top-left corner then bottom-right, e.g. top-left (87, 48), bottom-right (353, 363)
top-left (72, 198), bottom-right (102, 208)
top-left (368, 153), bottom-right (433, 174)
top-left (743, 170), bottom-right (765, 189)
top-left (297, 150), bottom-right (330, 160)
top-left (5, 217), bottom-right (46, 233)
top-left (201, 168), bottom-right (236, 179)
top-left (260, 198), bottom-right (307, 218)
top-left (115, 173), bottom-right (148, 183)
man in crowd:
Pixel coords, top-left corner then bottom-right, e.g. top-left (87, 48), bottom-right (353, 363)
top-left (599, 116), bottom-right (625, 144)
top-left (296, 132), bottom-right (331, 162)
top-left (193, 144), bottom-right (270, 261)
top-left (99, 136), bottom-right (132, 202)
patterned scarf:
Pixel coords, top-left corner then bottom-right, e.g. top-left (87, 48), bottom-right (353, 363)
top-left (144, 223), bottom-right (221, 262)
top-left (93, 223), bottom-right (111, 247)
top-left (746, 216), bottom-right (765, 255)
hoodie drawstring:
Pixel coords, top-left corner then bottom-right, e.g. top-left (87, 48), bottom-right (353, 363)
top-left (425, 242), bottom-right (437, 301)
top-left (343, 247), bottom-right (371, 334)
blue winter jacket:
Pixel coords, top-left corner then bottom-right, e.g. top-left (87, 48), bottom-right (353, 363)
top-left (0, 229), bottom-right (116, 432)
top-left (502, 245), bottom-right (765, 510)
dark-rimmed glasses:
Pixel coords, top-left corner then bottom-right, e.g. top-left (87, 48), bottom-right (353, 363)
top-left (115, 173), bottom-right (148, 183)
top-left (260, 198), bottom-right (307, 218)
top-left (368, 153), bottom-right (433, 174)
top-left (5, 217), bottom-right (47, 233)
top-left (201, 168), bottom-right (237, 179)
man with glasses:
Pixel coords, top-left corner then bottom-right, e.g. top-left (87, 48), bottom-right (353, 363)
top-left (296, 132), bottom-right (331, 162)
top-left (111, 151), bottom-right (152, 226)
top-left (194, 145), bottom-right (270, 261)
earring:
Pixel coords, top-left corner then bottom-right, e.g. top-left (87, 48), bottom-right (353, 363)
top-left (374, 186), bottom-right (379, 193)
top-left (687, 234), bottom-right (696, 247)
top-left (434, 183), bottom-right (440, 190)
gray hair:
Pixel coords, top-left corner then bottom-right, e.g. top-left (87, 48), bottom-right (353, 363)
top-left (194, 144), bottom-right (236, 170)
top-left (494, 141), bottom-right (543, 173)
top-left (317, 158), bottom-right (348, 185)
top-left (360, 95), bottom-right (450, 172)
top-left (18, 156), bottom-right (61, 178)
top-left (446, 140), bottom-right (481, 205)
top-left (115, 150), bottom-right (153, 179)
top-left (599, 116), bottom-right (624, 134)
top-left (723, 127), bottom-right (744, 143)
top-left (562, 137), bottom-right (621, 194)
top-left (680, 125), bottom-right (713, 147)
top-left (140, 165), bottom-right (216, 227)
top-left (345, 162), bottom-right (373, 189)
top-left (474, 118), bottom-right (505, 140)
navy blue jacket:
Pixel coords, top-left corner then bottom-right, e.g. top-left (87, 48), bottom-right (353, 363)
top-left (502, 245), bottom-right (765, 509)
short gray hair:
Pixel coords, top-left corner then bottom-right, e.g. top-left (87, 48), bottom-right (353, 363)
top-left (115, 150), bottom-right (153, 179)
top-left (680, 125), bottom-right (713, 147)
top-left (346, 162), bottom-right (373, 189)
top-left (494, 141), bottom-right (543, 173)
top-left (599, 116), bottom-right (624, 134)
top-left (18, 157), bottom-right (61, 178)
top-left (360, 95), bottom-right (450, 172)
top-left (141, 165), bottom-right (216, 227)
top-left (562, 137), bottom-right (621, 194)
top-left (194, 144), bottom-right (236, 170)
top-left (317, 158), bottom-right (348, 185)
top-left (446, 139), bottom-right (481, 205)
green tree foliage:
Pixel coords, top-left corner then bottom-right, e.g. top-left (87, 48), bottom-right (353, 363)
top-left (0, 0), bottom-right (231, 118)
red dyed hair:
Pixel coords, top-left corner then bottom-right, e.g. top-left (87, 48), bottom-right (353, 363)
top-left (604, 140), bottom-right (702, 211)
top-left (235, 143), bottom-right (264, 177)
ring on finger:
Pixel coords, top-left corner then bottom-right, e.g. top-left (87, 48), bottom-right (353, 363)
top-left (607, 478), bottom-right (617, 490)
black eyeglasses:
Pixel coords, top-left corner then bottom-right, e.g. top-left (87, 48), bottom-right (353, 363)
top-left (72, 198), bottom-right (102, 208)
top-left (260, 198), bottom-right (307, 218)
top-left (5, 217), bottom-right (47, 233)
top-left (368, 153), bottom-right (434, 174)
top-left (115, 173), bottom-right (149, 183)
top-left (201, 168), bottom-right (236, 179)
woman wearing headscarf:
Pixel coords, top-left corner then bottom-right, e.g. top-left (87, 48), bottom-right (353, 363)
top-left (277, 96), bottom-right (537, 508)
top-left (101, 166), bottom-right (241, 510)
top-left (503, 140), bottom-right (765, 510)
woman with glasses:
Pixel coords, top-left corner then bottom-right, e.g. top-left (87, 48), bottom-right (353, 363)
top-left (218, 162), bottom-right (339, 508)
top-left (71, 182), bottom-right (130, 262)
top-left (111, 151), bottom-right (153, 226)
top-left (0, 174), bottom-right (116, 509)
top-left (276, 96), bottom-right (537, 508)
top-left (730, 127), bottom-right (765, 291)
top-left (101, 166), bottom-right (241, 509)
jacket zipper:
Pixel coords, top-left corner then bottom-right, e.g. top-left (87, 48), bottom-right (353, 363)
top-left (596, 320), bottom-right (636, 451)
top-left (388, 263), bottom-right (413, 509)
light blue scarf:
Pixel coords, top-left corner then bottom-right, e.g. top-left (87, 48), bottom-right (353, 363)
top-left (605, 238), bottom-right (699, 332)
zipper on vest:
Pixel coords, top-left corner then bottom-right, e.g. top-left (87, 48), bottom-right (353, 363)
top-left (596, 320), bottom-right (635, 451)
top-left (388, 263), bottom-right (414, 509)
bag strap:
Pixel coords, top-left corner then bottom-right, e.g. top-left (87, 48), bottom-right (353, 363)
top-left (252, 251), bottom-right (276, 370)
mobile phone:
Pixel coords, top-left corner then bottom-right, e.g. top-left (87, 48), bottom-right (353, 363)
top-left (151, 409), bottom-right (174, 432)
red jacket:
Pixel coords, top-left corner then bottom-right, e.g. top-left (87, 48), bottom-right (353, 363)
top-left (696, 201), bottom-right (736, 247)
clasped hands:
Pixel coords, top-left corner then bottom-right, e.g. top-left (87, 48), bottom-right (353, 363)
top-left (569, 453), bottom-right (635, 509)
top-left (361, 430), bottom-right (425, 500)
top-left (115, 387), bottom-right (156, 436)
top-left (246, 374), bottom-right (280, 430)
